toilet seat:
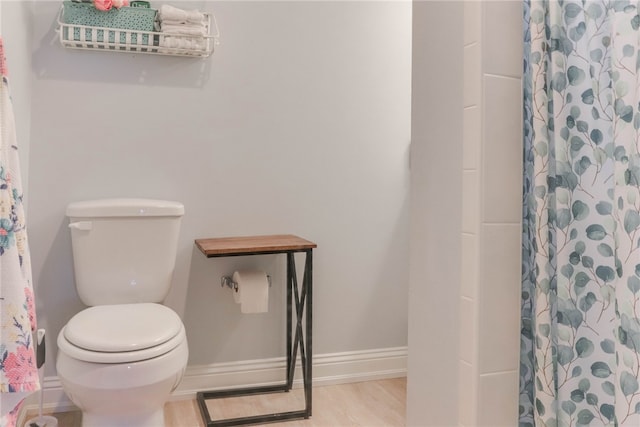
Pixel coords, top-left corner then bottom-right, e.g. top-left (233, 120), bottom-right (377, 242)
top-left (58, 303), bottom-right (185, 364)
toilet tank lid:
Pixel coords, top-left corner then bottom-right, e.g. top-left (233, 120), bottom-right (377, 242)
top-left (66, 198), bottom-right (184, 218)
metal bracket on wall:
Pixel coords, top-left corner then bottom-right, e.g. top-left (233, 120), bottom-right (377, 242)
top-left (221, 275), bottom-right (272, 292)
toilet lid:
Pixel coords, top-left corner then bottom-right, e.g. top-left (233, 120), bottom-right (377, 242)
top-left (64, 303), bottom-right (182, 352)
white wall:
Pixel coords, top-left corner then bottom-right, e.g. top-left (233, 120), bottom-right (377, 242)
top-left (26, 0), bottom-right (412, 379)
top-left (2, 1), bottom-right (34, 194)
top-left (458, 2), bottom-right (522, 426)
top-left (407, 2), bottom-right (463, 425)
top-left (407, 1), bottom-right (523, 425)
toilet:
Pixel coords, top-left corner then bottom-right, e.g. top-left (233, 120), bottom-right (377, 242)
top-left (56, 198), bottom-right (188, 427)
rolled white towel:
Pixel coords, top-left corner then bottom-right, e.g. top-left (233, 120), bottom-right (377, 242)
top-left (158, 4), bottom-right (205, 25)
top-left (160, 36), bottom-right (206, 51)
top-left (160, 18), bottom-right (205, 26)
top-left (160, 23), bottom-right (207, 36)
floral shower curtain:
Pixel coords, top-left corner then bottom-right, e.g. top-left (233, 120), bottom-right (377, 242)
top-left (0, 38), bottom-right (39, 426)
top-left (521, 0), bottom-right (640, 425)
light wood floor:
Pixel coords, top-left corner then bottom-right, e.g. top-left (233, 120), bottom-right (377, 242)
top-left (26, 378), bottom-right (406, 427)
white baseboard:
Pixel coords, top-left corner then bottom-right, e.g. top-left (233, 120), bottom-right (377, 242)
top-left (175, 346), bottom-right (407, 399)
top-left (18, 346), bottom-right (407, 423)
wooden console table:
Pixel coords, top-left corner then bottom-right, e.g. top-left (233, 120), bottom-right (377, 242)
top-left (194, 234), bottom-right (317, 427)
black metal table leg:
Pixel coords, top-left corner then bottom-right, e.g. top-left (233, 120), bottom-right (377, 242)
top-left (286, 252), bottom-right (294, 390)
top-left (304, 249), bottom-right (313, 417)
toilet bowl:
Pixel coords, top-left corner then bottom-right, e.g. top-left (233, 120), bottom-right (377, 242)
top-left (57, 303), bottom-right (188, 427)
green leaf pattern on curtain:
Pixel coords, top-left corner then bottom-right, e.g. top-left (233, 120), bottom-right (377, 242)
top-left (521, 1), bottom-right (640, 425)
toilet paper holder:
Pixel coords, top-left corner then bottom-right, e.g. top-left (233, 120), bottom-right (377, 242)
top-left (221, 274), bottom-right (272, 292)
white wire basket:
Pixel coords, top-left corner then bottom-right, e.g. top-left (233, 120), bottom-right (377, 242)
top-left (56, 4), bottom-right (219, 58)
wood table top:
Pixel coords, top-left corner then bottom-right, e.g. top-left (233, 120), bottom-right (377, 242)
top-left (195, 234), bottom-right (317, 257)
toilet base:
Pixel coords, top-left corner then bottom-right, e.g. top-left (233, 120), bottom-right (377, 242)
top-left (57, 334), bottom-right (188, 427)
top-left (82, 409), bottom-right (164, 427)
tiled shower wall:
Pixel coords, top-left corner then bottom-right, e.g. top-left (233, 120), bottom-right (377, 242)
top-left (459, 1), bottom-right (523, 425)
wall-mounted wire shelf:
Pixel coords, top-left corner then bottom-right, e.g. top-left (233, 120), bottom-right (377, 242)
top-left (56, 4), bottom-right (219, 58)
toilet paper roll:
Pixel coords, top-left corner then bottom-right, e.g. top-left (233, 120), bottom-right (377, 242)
top-left (232, 270), bottom-right (269, 314)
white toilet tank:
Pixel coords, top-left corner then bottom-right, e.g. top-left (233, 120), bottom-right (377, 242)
top-left (67, 198), bottom-right (184, 306)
